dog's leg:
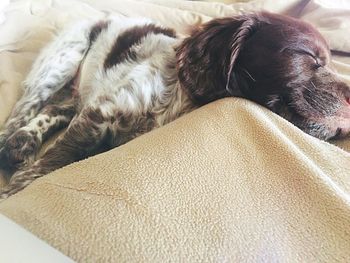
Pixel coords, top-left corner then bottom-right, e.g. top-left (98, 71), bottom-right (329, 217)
top-left (1, 95), bottom-right (76, 170)
top-left (0, 20), bottom-right (95, 152)
top-left (0, 107), bottom-right (109, 199)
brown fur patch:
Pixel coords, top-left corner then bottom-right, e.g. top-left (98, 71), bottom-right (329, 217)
top-left (89, 21), bottom-right (109, 43)
top-left (86, 108), bottom-right (106, 124)
top-left (104, 24), bottom-right (176, 69)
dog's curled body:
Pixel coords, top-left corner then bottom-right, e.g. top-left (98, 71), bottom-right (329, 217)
top-left (1, 12), bottom-right (350, 198)
top-left (74, 18), bottom-right (193, 145)
top-left (0, 17), bottom-right (194, 198)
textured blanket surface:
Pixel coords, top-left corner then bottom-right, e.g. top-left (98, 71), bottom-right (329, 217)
top-left (0, 0), bottom-right (350, 261)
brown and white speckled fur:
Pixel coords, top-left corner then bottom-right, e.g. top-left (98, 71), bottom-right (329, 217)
top-left (1, 12), bottom-right (350, 198)
top-left (0, 17), bottom-right (193, 198)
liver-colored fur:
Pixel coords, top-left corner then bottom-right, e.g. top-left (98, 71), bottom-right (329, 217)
top-left (1, 12), bottom-right (350, 198)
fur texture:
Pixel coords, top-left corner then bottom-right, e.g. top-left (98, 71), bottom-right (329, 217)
top-left (0, 12), bottom-right (349, 198)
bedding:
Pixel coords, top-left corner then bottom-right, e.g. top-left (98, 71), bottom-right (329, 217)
top-left (0, 213), bottom-right (73, 262)
top-left (0, 0), bottom-right (349, 261)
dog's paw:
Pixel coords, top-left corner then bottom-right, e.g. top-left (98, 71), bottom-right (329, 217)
top-left (0, 183), bottom-right (26, 199)
top-left (0, 187), bottom-right (12, 200)
top-left (0, 169), bottom-right (38, 199)
top-left (2, 129), bottom-right (39, 169)
top-left (0, 183), bottom-right (24, 200)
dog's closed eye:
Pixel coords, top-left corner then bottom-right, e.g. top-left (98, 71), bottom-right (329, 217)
top-left (177, 12), bottom-right (350, 140)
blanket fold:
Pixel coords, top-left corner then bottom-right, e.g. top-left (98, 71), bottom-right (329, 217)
top-left (1, 98), bottom-right (350, 261)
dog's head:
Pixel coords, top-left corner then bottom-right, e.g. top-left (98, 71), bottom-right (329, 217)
top-left (177, 12), bottom-right (350, 140)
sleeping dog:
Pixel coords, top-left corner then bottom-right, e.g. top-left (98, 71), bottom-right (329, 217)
top-left (0, 12), bottom-right (349, 198)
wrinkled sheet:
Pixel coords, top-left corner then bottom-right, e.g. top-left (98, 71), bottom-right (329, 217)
top-left (0, 0), bottom-right (350, 261)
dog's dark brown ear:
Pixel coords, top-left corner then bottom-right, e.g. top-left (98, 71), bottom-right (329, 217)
top-left (176, 15), bottom-right (260, 105)
top-left (226, 17), bottom-right (260, 97)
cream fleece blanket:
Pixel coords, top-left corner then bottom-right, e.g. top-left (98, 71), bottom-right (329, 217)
top-left (0, 0), bottom-right (350, 261)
